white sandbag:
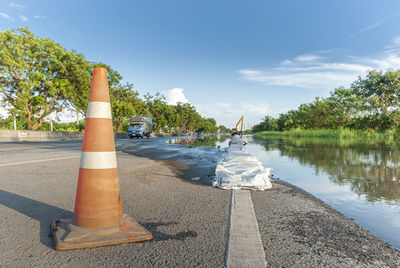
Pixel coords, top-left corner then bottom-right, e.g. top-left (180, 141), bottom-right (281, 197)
top-left (212, 135), bottom-right (272, 191)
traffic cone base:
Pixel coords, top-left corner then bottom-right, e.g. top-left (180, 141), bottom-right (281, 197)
top-left (51, 214), bottom-right (152, 250)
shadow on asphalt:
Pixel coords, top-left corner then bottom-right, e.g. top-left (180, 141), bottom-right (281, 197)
top-left (0, 189), bottom-right (73, 249)
top-left (0, 190), bottom-right (198, 247)
top-left (142, 221), bottom-right (198, 242)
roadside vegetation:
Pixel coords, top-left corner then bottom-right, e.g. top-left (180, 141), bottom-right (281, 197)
top-left (253, 69), bottom-right (400, 141)
top-left (256, 129), bottom-right (398, 144)
top-left (0, 27), bottom-right (226, 134)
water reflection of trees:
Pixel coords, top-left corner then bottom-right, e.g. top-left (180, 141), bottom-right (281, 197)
top-left (255, 137), bottom-right (400, 203)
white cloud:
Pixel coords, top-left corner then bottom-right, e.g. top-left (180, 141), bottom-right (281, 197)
top-left (0, 12), bottom-right (12, 20)
top-left (239, 69), bottom-right (262, 76)
top-left (295, 54), bottom-right (322, 62)
top-left (10, 2), bottom-right (26, 8)
top-left (197, 101), bottom-right (270, 127)
top-left (349, 21), bottom-right (382, 39)
top-left (19, 15), bottom-right (27, 21)
top-left (360, 22), bottom-right (382, 33)
top-left (216, 101), bottom-right (269, 116)
top-left (281, 60), bottom-right (292, 65)
top-left (392, 36), bottom-right (400, 47)
top-left (385, 35), bottom-right (400, 51)
top-left (359, 53), bottom-right (400, 70)
top-left (275, 62), bottom-right (369, 73)
top-left (239, 70), bottom-right (357, 89)
top-left (216, 102), bottom-right (233, 109)
top-left (238, 44), bottom-right (400, 90)
top-left (33, 15), bottom-right (46, 19)
top-left (241, 102), bottom-right (269, 116)
top-left (164, 88), bottom-right (189, 105)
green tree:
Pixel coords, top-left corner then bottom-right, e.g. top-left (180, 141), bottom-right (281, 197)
top-left (0, 27), bottom-right (218, 133)
top-left (276, 113), bottom-right (290, 131)
top-left (218, 125), bottom-right (230, 133)
top-left (252, 115), bottom-right (278, 132)
top-left (295, 98), bottom-right (339, 129)
top-left (165, 105), bottom-right (180, 133)
top-left (351, 70), bottom-right (400, 131)
top-left (327, 87), bottom-right (362, 128)
top-left (255, 69), bottom-right (400, 132)
top-left (69, 62), bottom-right (126, 117)
top-left (0, 27), bottom-right (90, 130)
top-left (176, 102), bottom-right (202, 132)
top-left (64, 54), bottom-right (92, 117)
top-left (205, 118), bottom-right (218, 133)
top-left (111, 83), bottom-right (147, 132)
top-left (66, 61), bottom-right (148, 132)
top-left (277, 110), bottom-right (299, 131)
top-left (144, 93), bottom-right (170, 131)
top-left (197, 117), bottom-right (218, 133)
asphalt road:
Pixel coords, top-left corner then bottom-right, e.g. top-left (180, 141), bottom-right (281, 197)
top-left (0, 140), bottom-right (230, 267)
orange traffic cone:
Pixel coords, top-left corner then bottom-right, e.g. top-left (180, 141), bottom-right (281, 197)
top-left (51, 67), bottom-right (152, 250)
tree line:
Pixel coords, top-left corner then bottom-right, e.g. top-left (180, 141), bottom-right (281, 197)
top-left (0, 28), bottom-right (223, 133)
top-left (253, 69), bottom-right (400, 133)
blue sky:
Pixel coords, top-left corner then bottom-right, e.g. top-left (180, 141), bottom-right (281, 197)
top-left (1, 1), bottom-right (400, 127)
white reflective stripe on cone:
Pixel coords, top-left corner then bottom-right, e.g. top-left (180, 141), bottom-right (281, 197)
top-left (86, 102), bottom-right (112, 119)
top-left (80, 152), bottom-right (117, 169)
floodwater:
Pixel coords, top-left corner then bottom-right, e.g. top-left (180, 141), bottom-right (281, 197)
top-left (172, 135), bottom-right (400, 250)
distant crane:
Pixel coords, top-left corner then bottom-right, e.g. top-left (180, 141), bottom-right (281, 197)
top-left (231, 115), bottom-right (244, 138)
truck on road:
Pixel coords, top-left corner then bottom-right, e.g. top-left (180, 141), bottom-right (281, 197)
top-left (128, 116), bottom-right (153, 138)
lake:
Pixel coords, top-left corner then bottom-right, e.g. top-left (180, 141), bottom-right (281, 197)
top-left (174, 134), bottom-right (400, 250)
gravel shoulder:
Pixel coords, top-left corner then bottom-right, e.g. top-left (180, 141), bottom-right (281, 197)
top-left (251, 180), bottom-right (400, 267)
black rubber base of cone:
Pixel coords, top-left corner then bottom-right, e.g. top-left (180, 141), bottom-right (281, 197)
top-left (51, 214), bottom-right (152, 250)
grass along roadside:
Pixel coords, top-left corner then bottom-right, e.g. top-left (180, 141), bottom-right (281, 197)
top-left (255, 128), bottom-right (400, 141)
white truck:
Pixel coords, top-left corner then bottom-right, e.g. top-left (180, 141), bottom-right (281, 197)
top-left (128, 116), bottom-right (153, 139)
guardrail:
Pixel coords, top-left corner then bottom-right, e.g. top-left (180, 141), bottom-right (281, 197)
top-left (0, 129), bottom-right (186, 142)
top-left (0, 130), bottom-right (175, 142)
top-left (0, 130), bottom-right (84, 142)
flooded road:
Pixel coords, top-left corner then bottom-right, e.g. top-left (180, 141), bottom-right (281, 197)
top-left (118, 137), bottom-right (223, 185)
top-left (170, 135), bottom-right (400, 250)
